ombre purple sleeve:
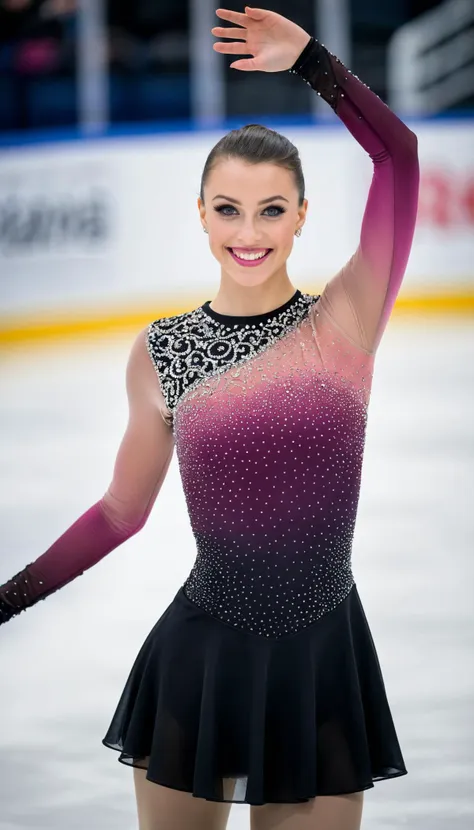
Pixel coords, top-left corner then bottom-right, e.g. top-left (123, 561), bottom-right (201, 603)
top-left (291, 37), bottom-right (420, 352)
top-left (0, 330), bottom-right (175, 624)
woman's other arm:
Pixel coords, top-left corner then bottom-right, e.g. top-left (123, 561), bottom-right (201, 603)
top-left (0, 329), bottom-right (174, 623)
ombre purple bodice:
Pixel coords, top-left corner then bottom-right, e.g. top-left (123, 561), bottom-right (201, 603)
top-left (145, 37), bottom-right (420, 638)
top-left (147, 291), bottom-right (372, 637)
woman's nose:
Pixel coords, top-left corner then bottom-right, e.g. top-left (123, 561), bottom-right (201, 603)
top-left (236, 222), bottom-right (263, 243)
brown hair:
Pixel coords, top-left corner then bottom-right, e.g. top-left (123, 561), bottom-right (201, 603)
top-left (199, 123), bottom-right (305, 205)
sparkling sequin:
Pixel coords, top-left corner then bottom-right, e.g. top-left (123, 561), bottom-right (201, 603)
top-left (288, 36), bottom-right (374, 112)
top-left (147, 292), bottom-right (373, 639)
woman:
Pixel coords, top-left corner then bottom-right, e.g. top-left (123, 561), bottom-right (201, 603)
top-left (0, 6), bottom-right (419, 830)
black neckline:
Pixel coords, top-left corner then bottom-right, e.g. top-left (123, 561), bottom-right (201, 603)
top-left (200, 289), bottom-right (302, 327)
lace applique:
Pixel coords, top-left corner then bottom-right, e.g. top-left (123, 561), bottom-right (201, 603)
top-left (147, 293), bottom-right (320, 423)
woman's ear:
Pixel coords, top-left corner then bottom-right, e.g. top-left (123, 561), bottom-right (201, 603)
top-left (197, 197), bottom-right (207, 229)
top-left (197, 196), bottom-right (203, 215)
top-left (298, 198), bottom-right (308, 224)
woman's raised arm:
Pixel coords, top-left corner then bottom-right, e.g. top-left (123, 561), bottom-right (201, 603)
top-left (290, 37), bottom-right (420, 353)
top-left (0, 329), bottom-right (174, 624)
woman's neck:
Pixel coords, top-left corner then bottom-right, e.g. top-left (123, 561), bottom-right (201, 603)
top-left (209, 278), bottom-right (298, 317)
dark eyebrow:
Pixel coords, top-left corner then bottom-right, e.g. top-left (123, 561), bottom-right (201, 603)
top-left (211, 194), bottom-right (289, 205)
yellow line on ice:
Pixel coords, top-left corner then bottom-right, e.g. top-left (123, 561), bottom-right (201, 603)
top-left (1, 292), bottom-right (473, 345)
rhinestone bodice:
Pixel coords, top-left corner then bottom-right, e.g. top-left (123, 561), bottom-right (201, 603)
top-left (147, 290), bottom-right (373, 638)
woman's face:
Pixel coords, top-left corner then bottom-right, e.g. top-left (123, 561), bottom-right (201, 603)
top-left (198, 157), bottom-right (307, 288)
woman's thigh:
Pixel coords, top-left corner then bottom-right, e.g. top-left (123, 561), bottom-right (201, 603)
top-left (133, 766), bottom-right (236, 830)
top-left (250, 791), bottom-right (364, 830)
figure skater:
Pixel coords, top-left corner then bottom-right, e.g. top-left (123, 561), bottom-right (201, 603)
top-left (0, 6), bottom-right (419, 830)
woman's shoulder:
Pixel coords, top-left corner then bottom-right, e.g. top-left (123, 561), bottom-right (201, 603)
top-left (143, 305), bottom-right (206, 416)
top-left (147, 303), bottom-right (204, 339)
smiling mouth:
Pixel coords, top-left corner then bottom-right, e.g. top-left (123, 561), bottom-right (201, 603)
top-left (226, 248), bottom-right (273, 265)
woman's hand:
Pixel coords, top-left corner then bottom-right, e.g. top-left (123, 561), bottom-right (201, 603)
top-left (211, 6), bottom-right (311, 72)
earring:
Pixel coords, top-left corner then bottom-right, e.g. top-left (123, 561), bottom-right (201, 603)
top-left (203, 228), bottom-right (208, 233)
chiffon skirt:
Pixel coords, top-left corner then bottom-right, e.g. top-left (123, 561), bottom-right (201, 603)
top-left (102, 581), bottom-right (407, 805)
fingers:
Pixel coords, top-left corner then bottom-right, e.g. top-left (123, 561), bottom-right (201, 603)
top-left (211, 26), bottom-right (247, 40)
top-left (213, 41), bottom-right (252, 55)
top-left (215, 8), bottom-right (249, 26)
top-left (229, 59), bottom-right (257, 71)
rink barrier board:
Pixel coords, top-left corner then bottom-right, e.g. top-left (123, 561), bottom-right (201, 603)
top-left (1, 120), bottom-right (473, 324)
top-left (1, 290), bottom-right (473, 345)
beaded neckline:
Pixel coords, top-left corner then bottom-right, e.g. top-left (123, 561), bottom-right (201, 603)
top-left (147, 289), bottom-right (320, 416)
top-left (200, 289), bottom-right (302, 328)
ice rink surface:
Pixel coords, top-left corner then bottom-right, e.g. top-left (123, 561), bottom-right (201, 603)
top-left (0, 319), bottom-right (473, 830)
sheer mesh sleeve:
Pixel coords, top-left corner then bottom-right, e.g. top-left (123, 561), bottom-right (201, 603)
top-left (0, 328), bottom-right (175, 624)
top-left (290, 37), bottom-right (420, 353)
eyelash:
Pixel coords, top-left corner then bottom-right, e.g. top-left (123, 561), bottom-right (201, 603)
top-left (213, 204), bottom-right (286, 218)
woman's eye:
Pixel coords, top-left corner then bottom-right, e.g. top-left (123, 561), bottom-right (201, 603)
top-left (214, 205), bottom-right (237, 216)
top-left (214, 205), bottom-right (285, 217)
top-left (263, 206), bottom-right (286, 217)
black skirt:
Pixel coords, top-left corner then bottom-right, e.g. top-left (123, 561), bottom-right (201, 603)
top-left (101, 582), bottom-right (407, 805)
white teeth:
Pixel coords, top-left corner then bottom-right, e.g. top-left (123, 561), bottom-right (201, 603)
top-left (231, 249), bottom-right (269, 261)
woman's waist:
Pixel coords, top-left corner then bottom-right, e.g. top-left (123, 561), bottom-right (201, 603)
top-left (182, 543), bottom-right (355, 639)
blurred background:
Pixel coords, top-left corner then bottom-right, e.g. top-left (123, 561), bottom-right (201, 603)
top-left (0, 0), bottom-right (474, 331)
top-left (0, 2), bottom-right (473, 830)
